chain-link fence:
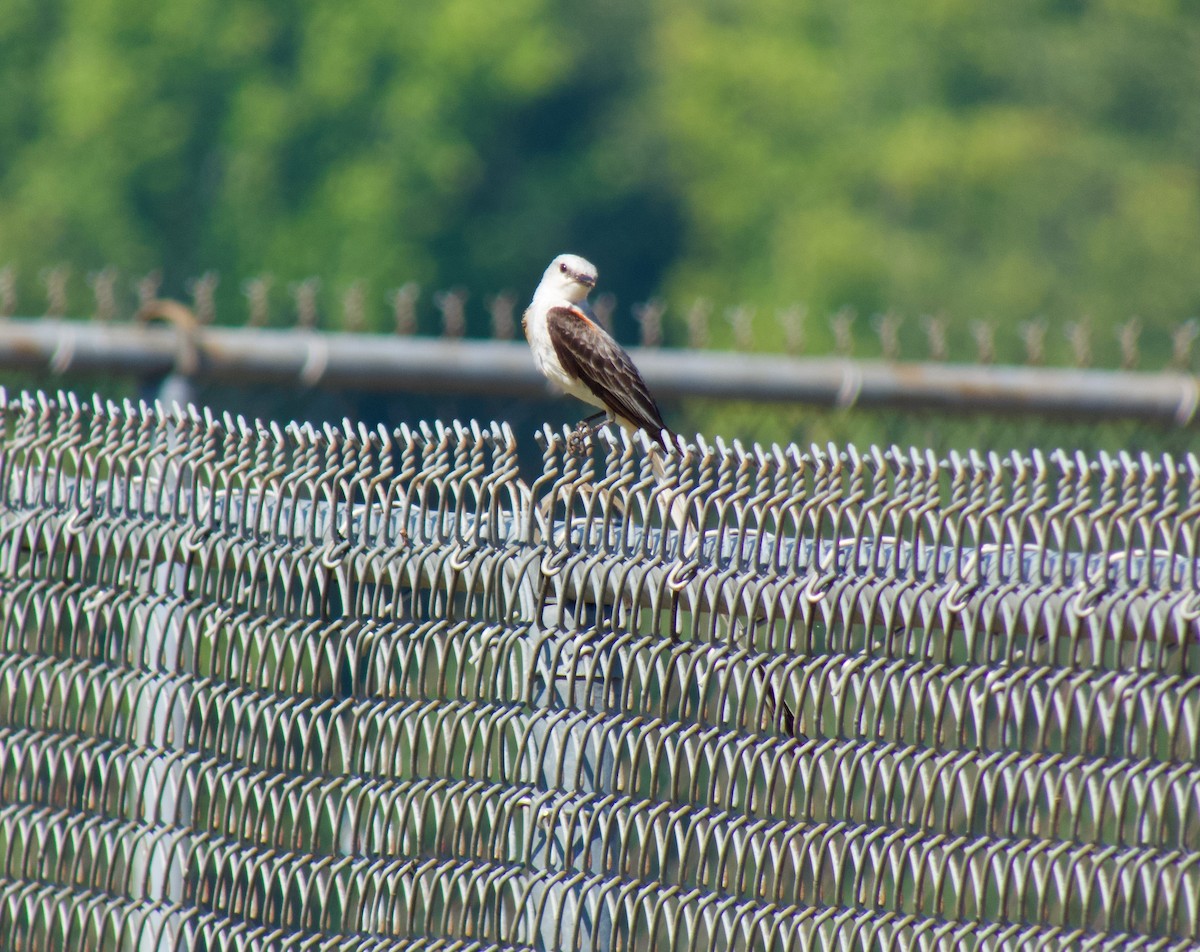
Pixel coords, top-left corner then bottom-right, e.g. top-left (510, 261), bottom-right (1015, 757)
top-left (1, 388), bottom-right (1198, 950)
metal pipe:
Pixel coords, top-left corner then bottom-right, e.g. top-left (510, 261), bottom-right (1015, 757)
top-left (2, 317), bottom-right (1198, 423)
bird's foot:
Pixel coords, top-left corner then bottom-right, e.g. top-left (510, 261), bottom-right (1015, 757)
top-left (567, 419), bottom-right (594, 457)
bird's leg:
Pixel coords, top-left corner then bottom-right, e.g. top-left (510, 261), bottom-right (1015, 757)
top-left (568, 411), bottom-right (608, 456)
top-left (567, 422), bottom-right (592, 456)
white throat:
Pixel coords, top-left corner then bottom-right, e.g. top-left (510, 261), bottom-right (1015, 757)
top-left (533, 279), bottom-right (587, 310)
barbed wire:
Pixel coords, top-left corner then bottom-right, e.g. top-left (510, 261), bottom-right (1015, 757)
top-left (2, 263), bottom-right (1199, 371)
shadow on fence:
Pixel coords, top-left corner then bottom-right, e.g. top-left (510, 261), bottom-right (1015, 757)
top-left (0, 389), bottom-right (1198, 950)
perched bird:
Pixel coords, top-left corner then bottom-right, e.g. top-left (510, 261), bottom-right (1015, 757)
top-left (523, 253), bottom-right (669, 447)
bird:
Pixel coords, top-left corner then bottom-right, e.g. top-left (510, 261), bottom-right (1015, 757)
top-left (523, 253), bottom-right (670, 448)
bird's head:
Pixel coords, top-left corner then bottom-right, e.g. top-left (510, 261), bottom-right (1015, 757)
top-left (537, 253), bottom-right (598, 304)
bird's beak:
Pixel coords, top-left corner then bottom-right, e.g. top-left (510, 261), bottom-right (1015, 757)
top-left (579, 274), bottom-right (597, 288)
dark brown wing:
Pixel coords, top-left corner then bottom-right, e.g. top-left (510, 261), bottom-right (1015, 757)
top-left (546, 304), bottom-right (669, 444)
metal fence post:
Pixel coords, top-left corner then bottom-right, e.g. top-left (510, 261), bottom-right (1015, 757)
top-left (523, 605), bottom-right (617, 952)
top-left (131, 397), bottom-right (194, 950)
top-left (511, 430), bottom-right (618, 951)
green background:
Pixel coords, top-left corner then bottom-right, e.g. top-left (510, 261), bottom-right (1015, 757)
top-left (1, 0), bottom-right (1198, 452)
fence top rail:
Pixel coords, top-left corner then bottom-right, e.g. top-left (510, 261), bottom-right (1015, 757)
top-left (3, 263), bottom-right (1199, 373)
top-left (2, 316), bottom-right (1200, 423)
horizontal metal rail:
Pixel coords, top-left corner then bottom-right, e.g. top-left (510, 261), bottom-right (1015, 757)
top-left (8, 263), bottom-right (1200, 371)
top-left (2, 316), bottom-right (1200, 424)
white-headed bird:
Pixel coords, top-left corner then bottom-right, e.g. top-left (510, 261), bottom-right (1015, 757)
top-left (523, 253), bottom-right (669, 446)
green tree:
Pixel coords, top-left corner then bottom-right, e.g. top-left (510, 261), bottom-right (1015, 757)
top-left (641, 0), bottom-right (1200, 447)
top-left (649, 0), bottom-right (1200, 346)
top-left (0, 0), bottom-right (680, 325)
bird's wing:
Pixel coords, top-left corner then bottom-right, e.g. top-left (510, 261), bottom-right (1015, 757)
top-left (546, 304), bottom-right (668, 442)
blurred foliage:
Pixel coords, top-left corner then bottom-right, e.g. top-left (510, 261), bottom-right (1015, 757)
top-left (0, 0), bottom-right (679, 313)
top-left (1, 0), bottom-right (1198, 451)
top-left (652, 1), bottom-right (1200, 326)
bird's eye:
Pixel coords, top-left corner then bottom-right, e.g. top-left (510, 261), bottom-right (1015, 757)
top-left (559, 263), bottom-right (568, 273)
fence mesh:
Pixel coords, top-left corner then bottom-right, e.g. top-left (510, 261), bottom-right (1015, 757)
top-left (0, 388), bottom-right (1198, 951)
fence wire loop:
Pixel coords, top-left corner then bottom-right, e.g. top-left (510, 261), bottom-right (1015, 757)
top-left (943, 579), bottom-right (976, 612)
top-left (62, 508), bottom-right (90, 535)
top-left (666, 556), bottom-right (701, 591)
